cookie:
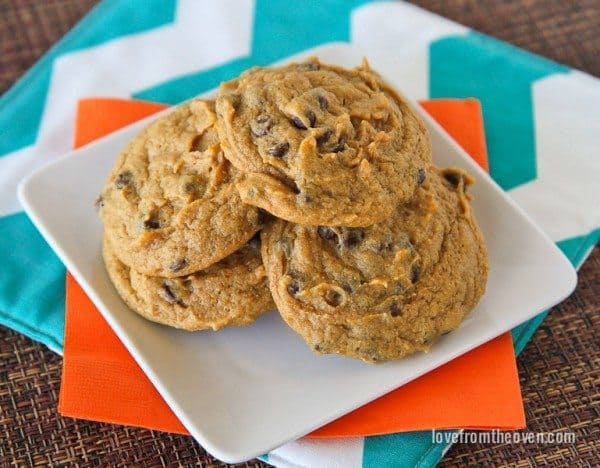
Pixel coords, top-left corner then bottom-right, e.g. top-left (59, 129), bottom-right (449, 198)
top-left (261, 167), bottom-right (488, 363)
top-left (103, 234), bottom-right (274, 331)
top-left (216, 58), bottom-right (431, 227)
top-left (99, 99), bottom-right (263, 277)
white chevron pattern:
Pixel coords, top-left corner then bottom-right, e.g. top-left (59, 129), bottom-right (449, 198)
top-left (351, 2), bottom-right (467, 99)
top-left (269, 436), bottom-right (365, 468)
top-left (509, 71), bottom-right (600, 242)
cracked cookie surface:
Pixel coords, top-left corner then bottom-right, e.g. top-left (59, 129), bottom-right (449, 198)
top-left (99, 100), bottom-right (263, 277)
top-left (103, 235), bottom-right (274, 331)
top-left (261, 167), bottom-right (488, 362)
top-left (216, 59), bottom-right (431, 227)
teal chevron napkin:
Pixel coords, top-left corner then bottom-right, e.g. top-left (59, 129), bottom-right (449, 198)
top-left (1, 1), bottom-right (598, 466)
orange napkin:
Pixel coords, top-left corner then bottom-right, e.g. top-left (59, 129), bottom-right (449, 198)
top-left (58, 97), bottom-right (525, 437)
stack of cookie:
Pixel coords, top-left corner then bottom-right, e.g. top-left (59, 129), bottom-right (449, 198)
top-left (99, 59), bottom-right (488, 363)
top-left (99, 100), bottom-right (274, 331)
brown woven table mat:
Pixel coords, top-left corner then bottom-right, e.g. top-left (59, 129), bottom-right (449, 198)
top-left (1, 0), bottom-right (598, 466)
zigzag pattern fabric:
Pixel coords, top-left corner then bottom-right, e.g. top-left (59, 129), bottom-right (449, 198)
top-left (1, 1), bottom-right (598, 466)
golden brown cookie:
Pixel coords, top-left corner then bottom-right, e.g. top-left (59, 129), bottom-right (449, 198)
top-left (216, 59), bottom-right (431, 227)
top-left (103, 235), bottom-right (274, 331)
top-left (99, 99), bottom-right (263, 277)
top-left (261, 167), bottom-right (488, 363)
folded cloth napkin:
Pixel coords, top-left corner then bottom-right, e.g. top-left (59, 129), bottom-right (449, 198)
top-left (2, 1), bottom-right (599, 466)
top-left (59, 97), bottom-right (526, 439)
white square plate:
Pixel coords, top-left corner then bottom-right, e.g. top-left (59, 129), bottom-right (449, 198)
top-left (19, 44), bottom-right (576, 463)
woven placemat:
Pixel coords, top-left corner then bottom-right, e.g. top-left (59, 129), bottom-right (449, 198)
top-left (1, 1), bottom-right (598, 466)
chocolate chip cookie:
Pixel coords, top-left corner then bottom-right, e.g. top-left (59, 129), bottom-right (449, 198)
top-left (99, 99), bottom-right (263, 277)
top-left (103, 235), bottom-right (274, 331)
top-left (216, 59), bottom-right (431, 226)
top-left (261, 167), bottom-right (488, 363)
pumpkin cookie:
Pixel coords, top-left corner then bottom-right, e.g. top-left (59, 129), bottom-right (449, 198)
top-left (261, 167), bottom-right (488, 362)
top-left (216, 59), bottom-right (431, 226)
top-left (99, 100), bottom-right (263, 277)
top-left (103, 235), bottom-right (274, 331)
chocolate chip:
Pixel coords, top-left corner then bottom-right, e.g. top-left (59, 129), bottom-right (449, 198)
top-left (169, 258), bottom-right (188, 273)
top-left (291, 115), bottom-right (308, 130)
top-left (316, 128), bottom-right (332, 146)
top-left (143, 219), bottom-right (160, 230)
top-left (267, 142), bottom-right (290, 157)
top-left (410, 264), bottom-right (421, 283)
top-left (159, 283), bottom-right (178, 304)
top-left (417, 168), bottom-right (426, 185)
top-left (287, 280), bottom-right (300, 296)
top-left (297, 62), bottom-right (319, 71)
top-left (115, 171), bottom-right (132, 189)
top-left (378, 241), bottom-right (393, 252)
top-left (314, 344), bottom-right (321, 351)
top-left (342, 229), bottom-right (364, 248)
top-left (324, 289), bottom-right (342, 307)
top-left (94, 195), bottom-right (104, 210)
top-left (331, 136), bottom-right (346, 153)
top-left (317, 226), bottom-right (338, 241)
top-left (250, 114), bottom-right (273, 137)
top-left (342, 283), bottom-right (353, 293)
top-left (317, 95), bottom-right (328, 111)
top-left (291, 111), bottom-right (316, 129)
top-left (389, 302), bottom-right (401, 317)
top-left (443, 171), bottom-right (462, 187)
